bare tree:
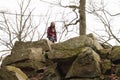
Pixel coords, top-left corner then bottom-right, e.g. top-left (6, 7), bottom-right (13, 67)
top-left (87, 0), bottom-right (120, 45)
top-left (0, 0), bottom-right (41, 51)
top-left (40, 0), bottom-right (86, 35)
top-left (39, 0), bottom-right (120, 45)
top-left (60, 0), bottom-right (86, 35)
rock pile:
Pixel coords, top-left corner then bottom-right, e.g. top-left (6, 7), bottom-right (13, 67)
top-left (1, 34), bottom-right (120, 80)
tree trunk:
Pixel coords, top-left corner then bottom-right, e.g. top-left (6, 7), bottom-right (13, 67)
top-left (79, 0), bottom-right (86, 35)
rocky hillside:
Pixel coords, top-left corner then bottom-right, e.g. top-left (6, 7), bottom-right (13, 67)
top-left (1, 33), bottom-right (120, 80)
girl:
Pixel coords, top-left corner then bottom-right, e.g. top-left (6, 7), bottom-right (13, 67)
top-left (47, 22), bottom-right (57, 43)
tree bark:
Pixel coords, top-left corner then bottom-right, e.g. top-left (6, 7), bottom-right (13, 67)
top-left (79, 0), bottom-right (86, 35)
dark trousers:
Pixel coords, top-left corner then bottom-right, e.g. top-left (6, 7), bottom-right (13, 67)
top-left (48, 36), bottom-right (55, 43)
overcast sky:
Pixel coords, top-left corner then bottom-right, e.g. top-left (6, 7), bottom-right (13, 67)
top-left (0, 0), bottom-right (120, 45)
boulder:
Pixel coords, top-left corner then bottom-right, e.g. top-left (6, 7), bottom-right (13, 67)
top-left (2, 47), bottom-right (45, 66)
top-left (108, 46), bottom-right (120, 63)
top-left (87, 33), bottom-right (103, 50)
top-left (12, 39), bottom-right (50, 54)
top-left (51, 35), bottom-right (93, 50)
top-left (49, 34), bottom-right (103, 58)
top-left (98, 48), bottom-right (112, 59)
top-left (101, 59), bottom-right (111, 74)
top-left (47, 47), bottom-right (85, 61)
top-left (0, 66), bottom-right (28, 80)
top-left (66, 47), bottom-right (101, 78)
top-left (10, 60), bottom-right (46, 76)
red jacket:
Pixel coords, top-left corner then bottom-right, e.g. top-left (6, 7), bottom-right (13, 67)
top-left (47, 27), bottom-right (57, 41)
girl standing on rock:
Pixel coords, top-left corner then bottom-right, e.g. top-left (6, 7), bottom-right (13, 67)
top-left (47, 22), bottom-right (57, 43)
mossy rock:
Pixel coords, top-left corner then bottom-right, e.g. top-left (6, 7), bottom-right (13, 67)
top-left (66, 47), bottom-right (101, 78)
top-left (12, 39), bottom-right (49, 54)
top-left (0, 66), bottom-right (29, 80)
top-left (52, 34), bottom-right (103, 53)
top-left (2, 48), bottom-right (45, 66)
top-left (101, 59), bottom-right (111, 74)
top-left (47, 46), bottom-right (85, 61)
top-left (115, 65), bottom-right (120, 76)
top-left (98, 48), bottom-right (111, 59)
top-left (52, 35), bottom-right (93, 50)
top-left (10, 60), bottom-right (46, 76)
top-left (108, 46), bottom-right (120, 62)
